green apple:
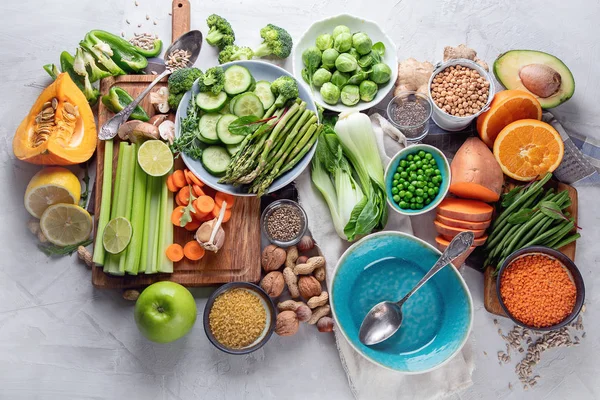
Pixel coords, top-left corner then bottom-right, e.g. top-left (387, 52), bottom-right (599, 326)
top-left (134, 281), bottom-right (197, 343)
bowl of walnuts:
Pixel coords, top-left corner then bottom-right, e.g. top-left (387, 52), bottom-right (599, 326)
top-left (428, 58), bottom-right (495, 131)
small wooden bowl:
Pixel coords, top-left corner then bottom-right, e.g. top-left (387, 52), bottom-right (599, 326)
top-left (496, 246), bottom-right (585, 331)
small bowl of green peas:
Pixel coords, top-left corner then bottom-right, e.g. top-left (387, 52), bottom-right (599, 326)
top-left (384, 144), bottom-right (451, 216)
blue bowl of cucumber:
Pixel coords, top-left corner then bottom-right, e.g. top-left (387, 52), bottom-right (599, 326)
top-left (175, 60), bottom-right (320, 196)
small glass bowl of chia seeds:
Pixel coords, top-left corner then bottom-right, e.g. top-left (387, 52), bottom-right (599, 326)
top-left (261, 199), bottom-right (308, 247)
top-left (387, 91), bottom-right (433, 142)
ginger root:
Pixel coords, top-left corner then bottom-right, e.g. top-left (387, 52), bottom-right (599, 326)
top-left (394, 58), bottom-right (434, 96)
top-left (443, 44), bottom-right (489, 71)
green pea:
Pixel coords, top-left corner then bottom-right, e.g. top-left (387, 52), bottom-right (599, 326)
top-left (409, 164), bottom-right (417, 171)
top-left (403, 182), bottom-right (410, 189)
top-left (399, 201), bottom-right (408, 208)
top-left (434, 169), bottom-right (441, 175)
top-left (400, 160), bottom-right (407, 167)
top-left (416, 196), bottom-right (423, 203)
top-left (431, 176), bottom-right (439, 184)
top-left (393, 195), bottom-right (400, 203)
top-left (417, 174), bottom-right (424, 181)
top-left (392, 187), bottom-right (399, 195)
top-left (409, 173), bottom-right (416, 180)
top-left (413, 155), bottom-right (421, 161)
top-left (408, 185), bottom-right (415, 192)
top-left (427, 188), bottom-right (435, 196)
top-left (399, 190), bottom-right (406, 197)
top-left (426, 168), bottom-right (433, 176)
top-left (393, 173), bottom-right (400, 180)
top-left (418, 150), bottom-right (426, 158)
top-left (400, 171), bottom-right (408, 178)
top-left (407, 155), bottom-right (413, 161)
top-left (415, 161), bottom-right (423, 168)
top-left (405, 192), bottom-right (413, 199)
top-left (424, 197), bottom-right (432, 205)
top-left (416, 182), bottom-right (424, 188)
top-left (396, 167), bottom-right (403, 174)
top-left (425, 153), bottom-right (433, 160)
top-left (410, 197), bottom-right (416, 203)
top-left (417, 202), bottom-right (424, 209)
top-left (428, 182), bottom-right (434, 188)
top-left (429, 159), bottom-right (436, 165)
top-left (434, 187), bottom-right (439, 194)
top-left (410, 204), bottom-right (416, 210)
top-left (392, 179), bottom-right (398, 186)
top-left (415, 188), bottom-right (424, 196)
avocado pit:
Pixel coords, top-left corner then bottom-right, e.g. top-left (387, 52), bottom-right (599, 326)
top-left (519, 64), bottom-right (562, 98)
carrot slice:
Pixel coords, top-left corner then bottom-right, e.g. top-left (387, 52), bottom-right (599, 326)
top-left (183, 169), bottom-right (192, 185)
top-left (178, 186), bottom-right (191, 205)
top-left (195, 195), bottom-right (215, 214)
top-left (172, 170), bottom-right (186, 189)
top-left (166, 175), bottom-right (178, 193)
top-left (171, 206), bottom-right (186, 226)
top-left (212, 204), bottom-right (232, 223)
top-left (185, 170), bottom-right (204, 187)
top-left (184, 240), bottom-right (205, 261)
top-left (215, 192), bottom-right (235, 209)
top-left (191, 204), bottom-right (209, 221)
top-left (192, 184), bottom-right (205, 197)
top-left (184, 219), bottom-right (201, 231)
top-left (165, 243), bottom-right (184, 262)
top-left (175, 194), bottom-right (185, 207)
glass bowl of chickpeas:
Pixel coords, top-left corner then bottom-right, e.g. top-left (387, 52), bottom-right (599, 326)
top-left (384, 144), bottom-right (451, 216)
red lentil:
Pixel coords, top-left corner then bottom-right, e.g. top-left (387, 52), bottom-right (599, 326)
top-left (500, 254), bottom-right (576, 328)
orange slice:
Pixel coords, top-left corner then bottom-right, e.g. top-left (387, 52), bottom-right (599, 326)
top-left (477, 90), bottom-right (542, 148)
top-left (493, 119), bottom-right (564, 181)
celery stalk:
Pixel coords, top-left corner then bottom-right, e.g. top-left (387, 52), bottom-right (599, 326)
top-left (139, 176), bottom-right (155, 273)
top-left (156, 175), bottom-right (174, 273)
top-left (124, 150), bottom-right (147, 275)
top-left (92, 140), bottom-right (114, 266)
top-left (104, 142), bottom-right (127, 273)
top-left (144, 177), bottom-right (161, 274)
top-left (118, 143), bottom-right (138, 275)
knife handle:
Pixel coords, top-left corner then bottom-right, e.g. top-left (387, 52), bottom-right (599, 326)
top-left (172, 0), bottom-right (191, 42)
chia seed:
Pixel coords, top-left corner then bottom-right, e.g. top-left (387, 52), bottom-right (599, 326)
top-left (387, 93), bottom-right (432, 141)
top-left (391, 101), bottom-right (428, 127)
top-left (266, 205), bottom-right (303, 242)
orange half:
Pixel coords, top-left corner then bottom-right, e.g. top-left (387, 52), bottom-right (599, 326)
top-left (477, 89), bottom-right (542, 148)
top-left (493, 119), bottom-right (564, 181)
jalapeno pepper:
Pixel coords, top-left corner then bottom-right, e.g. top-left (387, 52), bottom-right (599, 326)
top-left (101, 87), bottom-right (150, 122)
top-left (87, 30), bottom-right (149, 73)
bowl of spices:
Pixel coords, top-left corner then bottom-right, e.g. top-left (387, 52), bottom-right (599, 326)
top-left (428, 59), bottom-right (495, 131)
top-left (204, 282), bottom-right (276, 354)
top-left (261, 199), bottom-right (308, 247)
top-left (497, 246), bottom-right (585, 331)
top-left (387, 91), bottom-right (433, 142)
top-left (385, 144), bottom-right (450, 216)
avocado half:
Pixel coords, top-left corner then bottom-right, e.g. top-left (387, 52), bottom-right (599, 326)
top-left (494, 50), bottom-right (575, 109)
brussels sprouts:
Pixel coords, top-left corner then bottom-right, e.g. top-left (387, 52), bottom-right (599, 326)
top-left (331, 70), bottom-right (350, 88)
top-left (315, 34), bottom-right (333, 51)
top-left (321, 48), bottom-right (339, 70)
top-left (332, 25), bottom-right (351, 39)
top-left (333, 32), bottom-right (353, 53)
top-left (347, 65), bottom-right (369, 85)
top-left (313, 68), bottom-right (332, 87)
top-left (352, 32), bottom-right (373, 55)
top-left (370, 62), bottom-right (392, 84)
top-left (359, 80), bottom-right (378, 102)
top-left (357, 51), bottom-right (381, 69)
top-left (302, 46), bottom-right (322, 70)
top-left (320, 82), bottom-right (341, 105)
top-left (348, 48), bottom-right (360, 60)
top-left (340, 84), bottom-right (360, 106)
top-left (372, 41), bottom-right (386, 56)
top-left (335, 53), bottom-right (358, 73)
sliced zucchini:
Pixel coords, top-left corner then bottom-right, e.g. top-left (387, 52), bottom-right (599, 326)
top-left (226, 142), bottom-right (243, 156)
top-left (224, 65), bottom-right (254, 96)
top-left (217, 114), bottom-right (244, 145)
top-left (232, 92), bottom-right (265, 118)
top-left (202, 146), bottom-right (231, 177)
top-left (254, 80), bottom-right (275, 109)
top-left (196, 91), bottom-right (228, 112)
top-left (197, 113), bottom-right (221, 144)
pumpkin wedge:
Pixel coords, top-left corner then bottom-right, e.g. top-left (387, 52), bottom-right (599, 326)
top-left (13, 73), bottom-right (97, 165)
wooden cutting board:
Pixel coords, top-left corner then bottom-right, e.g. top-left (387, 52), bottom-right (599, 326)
top-left (91, 0), bottom-right (261, 289)
top-left (483, 181), bottom-right (578, 316)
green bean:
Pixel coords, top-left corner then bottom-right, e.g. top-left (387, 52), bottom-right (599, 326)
top-left (487, 187), bottom-right (543, 244)
top-left (521, 220), bottom-right (573, 248)
top-left (551, 233), bottom-right (581, 250)
top-left (541, 220), bottom-right (576, 246)
top-left (514, 216), bottom-right (554, 251)
top-left (484, 221), bottom-right (513, 250)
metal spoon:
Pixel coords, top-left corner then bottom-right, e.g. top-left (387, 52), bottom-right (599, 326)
top-left (358, 231), bottom-right (474, 346)
top-left (98, 30), bottom-right (203, 140)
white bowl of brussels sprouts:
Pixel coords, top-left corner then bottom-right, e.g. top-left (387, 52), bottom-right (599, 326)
top-left (293, 14), bottom-right (398, 112)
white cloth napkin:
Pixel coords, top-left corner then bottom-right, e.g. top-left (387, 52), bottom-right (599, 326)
top-left (295, 113), bottom-right (475, 400)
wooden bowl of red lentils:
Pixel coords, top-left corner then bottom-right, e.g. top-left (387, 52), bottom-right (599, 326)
top-left (496, 247), bottom-right (585, 331)
top-left (203, 282), bottom-right (276, 354)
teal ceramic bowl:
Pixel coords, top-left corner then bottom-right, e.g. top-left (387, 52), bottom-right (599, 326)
top-left (385, 144), bottom-right (451, 216)
top-left (330, 231), bottom-right (473, 373)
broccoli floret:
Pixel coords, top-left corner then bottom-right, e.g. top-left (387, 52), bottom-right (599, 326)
top-left (168, 67), bottom-right (203, 95)
top-left (168, 92), bottom-right (184, 110)
top-left (198, 66), bottom-right (225, 94)
top-left (206, 14), bottom-right (235, 50)
top-left (218, 45), bottom-right (254, 64)
top-left (271, 76), bottom-right (299, 108)
top-left (254, 24), bottom-right (293, 59)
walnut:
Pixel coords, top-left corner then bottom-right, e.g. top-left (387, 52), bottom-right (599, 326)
top-left (298, 276), bottom-right (322, 299)
top-left (275, 310), bottom-right (299, 336)
top-left (260, 271), bottom-right (285, 298)
top-left (261, 244), bottom-right (286, 272)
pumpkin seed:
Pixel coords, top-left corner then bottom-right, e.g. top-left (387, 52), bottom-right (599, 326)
top-left (52, 98), bottom-right (58, 109)
top-left (42, 101), bottom-right (52, 109)
top-left (63, 102), bottom-right (76, 115)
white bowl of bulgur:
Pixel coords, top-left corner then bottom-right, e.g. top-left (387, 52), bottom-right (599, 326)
top-left (203, 282), bottom-right (276, 354)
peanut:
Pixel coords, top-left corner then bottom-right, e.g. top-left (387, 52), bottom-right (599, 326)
top-left (283, 267), bottom-right (300, 298)
top-left (122, 289), bottom-right (140, 301)
top-left (313, 267), bottom-right (326, 282)
top-left (275, 310), bottom-right (299, 336)
top-left (293, 256), bottom-right (326, 275)
top-left (285, 245), bottom-right (298, 269)
top-left (308, 305), bottom-right (331, 325)
top-left (77, 246), bottom-right (93, 268)
top-left (307, 291), bottom-right (329, 309)
top-left (277, 300), bottom-right (305, 312)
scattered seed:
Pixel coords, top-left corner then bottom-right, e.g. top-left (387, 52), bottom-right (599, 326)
top-left (121, 31), bottom-right (125, 37)
top-left (146, 14), bottom-right (150, 20)
top-left (126, 19), bottom-right (130, 24)
top-left (483, 351), bottom-right (487, 356)
top-left (166, 48), bottom-right (192, 71)
top-left (134, 0), bottom-right (139, 5)
top-left (153, 20), bottom-right (157, 25)
top-left (137, 24), bottom-right (142, 28)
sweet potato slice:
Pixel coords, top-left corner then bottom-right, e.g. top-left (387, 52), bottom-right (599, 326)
top-left (434, 220), bottom-right (486, 238)
top-left (435, 234), bottom-right (488, 248)
top-left (436, 214), bottom-right (491, 230)
top-left (437, 198), bottom-right (493, 222)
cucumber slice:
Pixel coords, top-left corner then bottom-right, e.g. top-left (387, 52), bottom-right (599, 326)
top-left (232, 92), bottom-right (265, 118)
top-left (202, 146), bottom-right (231, 177)
top-left (196, 91), bottom-right (228, 112)
top-left (217, 114), bottom-right (244, 145)
top-left (229, 93), bottom-right (244, 114)
top-left (226, 142), bottom-right (243, 156)
top-left (224, 65), bottom-right (254, 96)
top-left (197, 114), bottom-right (221, 144)
top-left (219, 98), bottom-right (231, 115)
top-left (254, 80), bottom-right (275, 109)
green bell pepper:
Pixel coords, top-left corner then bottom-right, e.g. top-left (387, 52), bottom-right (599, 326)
top-left (101, 87), bottom-right (150, 121)
top-left (87, 30), bottom-right (149, 73)
top-left (132, 39), bottom-right (163, 58)
top-left (73, 47), bottom-right (112, 83)
top-left (59, 51), bottom-right (100, 105)
top-left (43, 64), bottom-right (60, 80)
top-left (80, 33), bottom-right (126, 76)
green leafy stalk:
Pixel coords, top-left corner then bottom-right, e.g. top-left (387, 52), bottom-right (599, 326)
top-left (157, 174), bottom-right (174, 274)
top-left (124, 152), bottom-right (148, 275)
top-left (39, 239), bottom-right (93, 257)
top-left (93, 140), bottom-right (113, 266)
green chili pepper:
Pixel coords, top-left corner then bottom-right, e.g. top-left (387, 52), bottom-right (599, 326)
top-left (101, 87), bottom-right (149, 121)
top-left (59, 51), bottom-right (100, 105)
top-left (87, 30), bottom-right (149, 73)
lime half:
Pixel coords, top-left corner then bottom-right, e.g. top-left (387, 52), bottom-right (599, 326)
top-left (103, 217), bottom-right (133, 254)
top-left (39, 204), bottom-right (93, 247)
top-left (137, 140), bottom-right (174, 177)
